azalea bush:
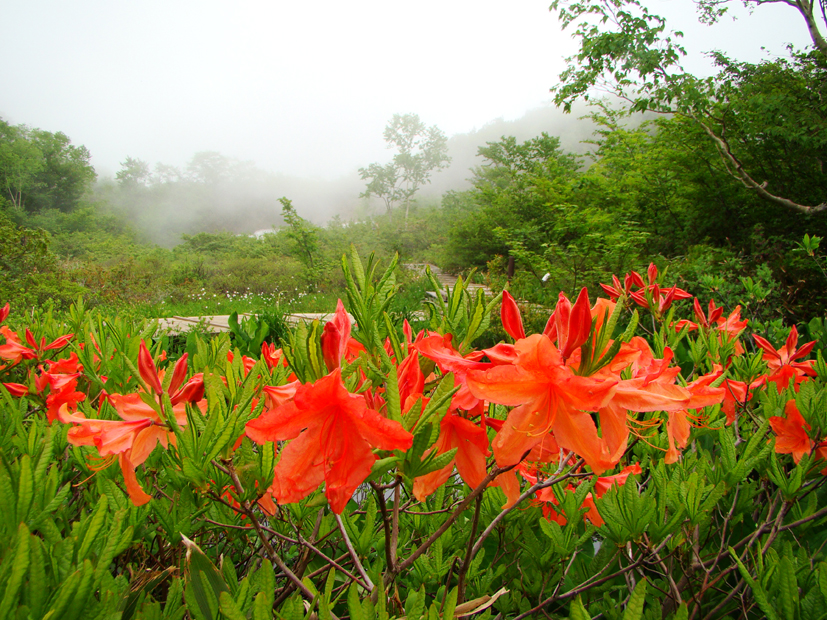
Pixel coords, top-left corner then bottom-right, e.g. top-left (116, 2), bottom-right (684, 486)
top-left (2, 248), bottom-right (827, 620)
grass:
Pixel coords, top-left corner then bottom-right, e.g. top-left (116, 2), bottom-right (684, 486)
top-left (132, 275), bottom-right (433, 319)
top-left (134, 289), bottom-right (343, 318)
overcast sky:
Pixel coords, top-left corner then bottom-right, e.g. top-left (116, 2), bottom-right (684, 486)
top-left (0, 0), bottom-right (811, 180)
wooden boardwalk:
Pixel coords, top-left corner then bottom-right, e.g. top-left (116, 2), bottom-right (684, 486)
top-left (155, 311), bottom-right (356, 334)
top-left (403, 263), bottom-right (492, 299)
top-left (154, 265), bottom-right (495, 335)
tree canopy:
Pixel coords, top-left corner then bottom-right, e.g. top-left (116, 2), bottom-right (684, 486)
top-left (549, 0), bottom-right (827, 214)
top-left (359, 113), bottom-right (451, 218)
top-left (0, 119), bottom-right (96, 214)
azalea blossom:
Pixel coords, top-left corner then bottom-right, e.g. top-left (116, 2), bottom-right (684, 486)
top-left (753, 326), bottom-right (817, 391)
top-left (599, 272), bottom-right (645, 301)
top-left (467, 333), bottom-right (618, 473)
top-left (542, 288), bottom-right (592, 361)
top-left (59, 348), bottom-right (205, 505)
top-left (413, 404), bottom-right (490, 501)
top-left (59, 398), bottom-right (190, 505)
top-left (245, 368), bottom-right (413, 514)
top-left (501, 291), bottom-right (526, 340)
top-left (320, 299), bottom-right (364, 371)
top-left (769, 400), bottom-right (812, 463)
top-left (0, 326), bottom-right (37, 367)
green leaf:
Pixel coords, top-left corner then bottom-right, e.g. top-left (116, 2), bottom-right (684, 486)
top-left (419, 447), bottom-right (458, 477)
top-left (77, 494), bottom-right (109, 561)
top-left (26, 536), bottom-right (46, 618)
top-left (62, 559), bottom-right (95, 620)
top-left (417, 374), bottom-right (458, 431)
top-left (348, 583), bottom-right (367, 620)
top-left (442, 586), bottom-right (458, 620)
top-left (219, 591), bottom-right (247, 620)
top-left (728, 547), bottom-right (780, 620)
top-left (404, 586), bottom-right (425, 620)
top-left (569, 596), bottom-right (590, 620)
top-left (383, 359), bottom-right (403, 424)
top-left (350, 245), bottom-right (367, 291)
top-left (94, 510), bottom-right (125, 585)
top-left (777, 555), bottom-right (799, 620)
top-left (622, 578), bottom-right (647, 620)
top-left (182, 534), bottom-right (230, 620)
top-left (253, 592), bottom-right (271, 620)
top-left (15, 454), bottom-right (33, 525)
top-left (0, 523), bottom-right (31, 619)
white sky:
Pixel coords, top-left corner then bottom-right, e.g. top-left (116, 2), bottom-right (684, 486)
top-left (0, 0), bottom-right (812, 180)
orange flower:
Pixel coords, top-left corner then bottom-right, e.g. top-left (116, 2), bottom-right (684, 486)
top-left (543, 288), bottom-right (592, 361)
top-left (245, 369), bottom-right (413, 514)
top-left (467, 334), bottom-right (618, 473)
top-left (319, 299), bottom-right (364, 371)
top-left (60, 399), bottom-right (189, 506)
top-left (0, 326), bottom-right (37, 367)
top-left (59, 351), bottom-right (204, 505)
top-left (501, 291), bottom-right (525, 340)
top-left (769, 400), bottom-right (812, 463)
top-left (413, 406), bottom-right (490, 501)
top-left (753, 326), bottom-right (817, 391)
top-left (261, 342), bottom-right (287, 371)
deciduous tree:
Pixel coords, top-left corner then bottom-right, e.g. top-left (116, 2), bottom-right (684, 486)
top-left (550, 0), bottom-right (827, 214)
top-left (359, 113), bottom-right (451, 219)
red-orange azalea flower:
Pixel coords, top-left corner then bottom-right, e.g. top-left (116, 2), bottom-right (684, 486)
top-left (59, 400), bottom-right (189, 506)
top-left (413, 406), bottom-right (490, 501)
top-left (466, 334), bottom-right (617, 473)
top-left (245, 369), bottom-right (413, 514)
top-left (501, 291), bottom-right (525, 340)
top-left (769, 400), bottom-right (812, 463)
top-left (753, 326), bottom-right (817, 391)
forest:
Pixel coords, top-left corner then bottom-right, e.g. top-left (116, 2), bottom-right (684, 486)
top-left (1, 0), bottom-right (827, 618)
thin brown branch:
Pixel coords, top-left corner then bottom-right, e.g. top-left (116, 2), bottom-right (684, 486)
top-left (218, 459), bottom-right (340, 619)
top-left (390, 463), bottom-right (517, 581)
top-left (335, 513), bottom-right (375, 592)
top-left (457, 495), bottom-right (483, 604)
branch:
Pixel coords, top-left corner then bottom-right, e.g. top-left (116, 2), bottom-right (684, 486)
top-left (470, 457), bottom-right (585, 561)
top-left (457, 495), bottom-right (483, 604)
top-left (335, 513), bottom-right (375, 592)
top-left (389, 463), bottom-right (517, 581)
top-left (692, 114), bottom-right (827, 215)
top-left (218, 460), bottom-right (340, 619)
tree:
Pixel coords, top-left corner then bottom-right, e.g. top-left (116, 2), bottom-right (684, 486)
top-left (549, 0), bottom-right (827, 214)
top-left (0, 120), bottom-right (96, 214)
top-left (185, 151), bottom-right (233, 185)
top-left (279, 197), bottom-right (318, 270)
top-left (359, 114), bottom-right (451, 219)
top-left (27, 128), bottom-right (96, 213)
top-left (0, 121), bottom-right (43, 211)
top-left (115, 157), bottom-right (151, 187)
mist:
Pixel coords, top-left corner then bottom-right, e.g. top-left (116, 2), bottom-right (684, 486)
top-left (97, 100), bottom-right (617, 246)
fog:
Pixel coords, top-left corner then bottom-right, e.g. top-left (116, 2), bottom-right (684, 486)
top-left (0, 0), bottom-right (812, 244)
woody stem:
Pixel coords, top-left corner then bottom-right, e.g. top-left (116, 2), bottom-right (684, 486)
top-left (218, 459), bottom-right (340, 619)
top-left (469, 457), bottom-right (583, 561)
top-left (456, 494), bottom-right (482, 605)
top-left (335, 513), bottom-right (375, 592)
top-left (388, 463), bottom-right (517, 584)
top-left (390, 475), bottom-right (402, 569)
top-left (370, 480), bottom-right (395, 573)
